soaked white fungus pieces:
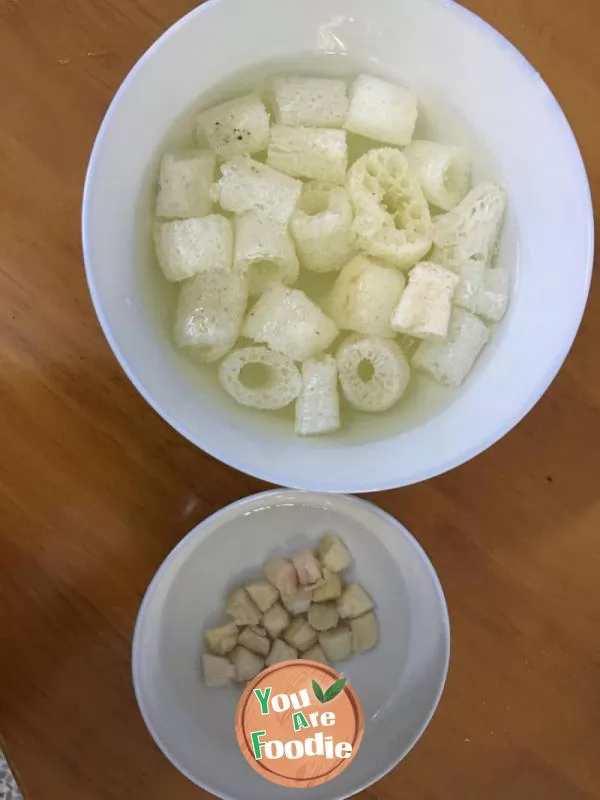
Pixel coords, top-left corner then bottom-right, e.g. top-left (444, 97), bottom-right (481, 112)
top-left (173, 267), bottom-right (248, 354)
top-left (233, 212), bottom-right (299, 297)
top-left (218, 346), bottom-right (301, 410)
top-left (267, 125), bottom-right (348, 184)
top-left (344, 74), bottom-right (418, 146)
top-left (154, 215), bottom-right (233, 281)
top-left (184, 343), bottom-right (233, 366)
top-left (152, 72), bottom-right (511, 437)
top-left (156, 150), bottom-right (215, 219)
top-left (295, 355), bottom-right (340, 436)
top-left (433, 182), bottom-right (507, 268)
top-left (290, 182), bottom-right (355, 273)
top-left (404, 140), bottom-right (471, 212)
top-left (336, 335), bottom-right (410, 413)
top-left (212, 155), bottom-right (302, 225)
top-left (195, 94), bottom-right (270, 159)
top-left (412, 306), bottom-right (490, 387)
top-left (242, 285), bottom-right (339, 363)
top-left (272, 76), bottom-right (349, 128)
top-left (346, 148), bottom-right (433, 270)
top-left (453, 260), bottom-right (510, 322)
top-left (327, 255), bottom-right (406, 338)
top-left (390, 261), bottom-right (459, 341)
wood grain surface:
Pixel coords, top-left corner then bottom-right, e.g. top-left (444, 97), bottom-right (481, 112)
top-left (0, 1), bottom-right (599, 798)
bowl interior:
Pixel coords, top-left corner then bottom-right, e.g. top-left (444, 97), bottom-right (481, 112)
top-left (133, 491), bottom-right (450, 800)
top-left (83, 0), bottom-right (593, 491)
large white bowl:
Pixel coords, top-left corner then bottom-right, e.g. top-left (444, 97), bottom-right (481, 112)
top-left (82, 0), bottom-right (593, 492)
top-left (132, 490), bottom-right (450, 799)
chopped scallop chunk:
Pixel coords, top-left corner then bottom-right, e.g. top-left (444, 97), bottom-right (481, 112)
top-left (312, 569), bottom-right (343, 602)
top-left (238, 626), bottom-right (270, 656)
top-left (319, 625), bottom-right (352, 663)
top-left (317, 534), bottom-right (352, 572)
top-left (284, 618), bottom-right (318, 652)
top-left (350, 612), bottom-right (379, 653)
top-left (245, 580), bottom-right (279, 613)
top-left (281, 588), bottom-right (313, 615)
top-left (262, 602), bottom-right (290, 639)
top-left (303, 644), bottom-right (329, 665)
top-left (232, 646), bottom-right (265, 682)
top-left (226, 588), bottom-right (261, 626)
top-left (266, 638), bottom-right (298, 666)
top-left (308, 603), bottom-right (339, 631)
top-left (337, 583), bottom-right (374, 620)
top-left (264, 557), bottom-right (298, 596)
top-left (204, 622), bottom-right (239, 656)
top-left (292, 550), bottom-right (323, 586)
top-left (203, 653), bottom-right (235, 687)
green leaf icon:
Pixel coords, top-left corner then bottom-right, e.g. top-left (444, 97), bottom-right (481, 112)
top-left (312, 679), bottom-right (325, 703)
top-left (323, 677), bottom-right (347, 702)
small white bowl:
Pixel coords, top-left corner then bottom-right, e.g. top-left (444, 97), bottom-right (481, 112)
top-left (132, 490), bottom-right (450, 799)
top-left (83, 0), bottom-right (593, 492)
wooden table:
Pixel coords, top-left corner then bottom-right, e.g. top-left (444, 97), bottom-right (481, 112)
top-left (1, 1), bottom-right (599, 798)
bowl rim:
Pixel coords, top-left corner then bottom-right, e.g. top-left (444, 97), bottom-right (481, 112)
top-left (82, 0), bottom-right (594, 494)
top-left (131, 488), bottom-right (451, 799)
